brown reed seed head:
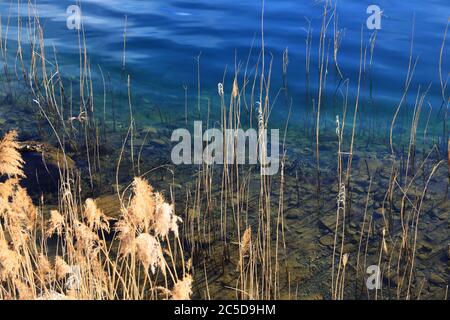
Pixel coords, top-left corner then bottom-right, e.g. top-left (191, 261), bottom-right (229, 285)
top-left (232, 78), bottom-right (239, 98)
top-left (127, 177), bottom-right (155, 231)
top-left (74, 220), bottom-right (100, 252)
top-left (0, 130), bottom-right (25, 178)
top-left (382, 228), bottom-right (389, 255)
top-left (0, 179), bottom-right (37, 232)
top-left (83, 198), bottom-right (110, 232)
top-left (241, 226), bottom-right (251, 257)
top-left (342, 253), bottom-right (349, 267)
top-left (134, 233), bottom-right (165, 275)
top-left (115, 219), bottom-right (136, 257)
top-left (153, 192), bottom-right (181, 238)
top-left (37, 254), bottom-right (53, 281)
top-left (0, 238), bottom-right (20, 281)
top-left (171, 274), bottom-right (193, 300)
top-left (47, 210), bottom-right (65, 238)
top-left (0, 180), bottom-right (16, 219)
top-left (13, 185), bottom-right (37, 230)
top-left (55, 256), bottom-right (71, 280)
top-left (0, 178), bottom-right (18, 201)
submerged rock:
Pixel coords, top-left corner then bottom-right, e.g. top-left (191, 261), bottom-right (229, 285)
top-left (285, 207), bottom-right (302, 220)
top-left (319, 234), bottom-right (335, 247)
top-left (428, 274), bottom-right (446, 286)
top-left (319, 214), bottom-right (336, 233)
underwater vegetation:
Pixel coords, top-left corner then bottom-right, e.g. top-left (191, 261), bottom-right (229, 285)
top-left (0, 0), bottom-right (448, 300)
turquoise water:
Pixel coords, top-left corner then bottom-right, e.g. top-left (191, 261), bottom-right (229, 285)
top-left (1, 0), bottom-right (449, 116)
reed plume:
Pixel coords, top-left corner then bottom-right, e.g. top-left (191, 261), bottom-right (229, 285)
top-left (55, 256), bottom-right (71, 280)
top-left (126, 177), bottom-right (155, 231)
top-left (0, 238), bottom-right (20, 281)
top-left (240, 226), bottom-right (251, 258)
top-left (83, 198), bottom-right (110, 232)
top-left (0, 130), bottom-right (25, 178)
top-left (74, 220), bottom-right (100, 253)
top-left (37, 254), bottom-right (53, 283)
top-left (0, 179), bottom-right (36, 232)
top-left (171, 274), bottom-right (193, 300)
top-left (134, 233), bottom-right (165, 275)
top-left (154, 192), bottom-right (181, 238)
top-left (46, 210), bottom-right (65, 238)
top-left (115, 219), bottom-right (136, 257)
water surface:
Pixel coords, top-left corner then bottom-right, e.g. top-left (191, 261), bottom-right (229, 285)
top-left (1, 0), bottom-right (448, 114)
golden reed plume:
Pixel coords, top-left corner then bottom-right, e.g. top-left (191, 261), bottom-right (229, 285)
top-left (0, 130), bottom-right (25, 178)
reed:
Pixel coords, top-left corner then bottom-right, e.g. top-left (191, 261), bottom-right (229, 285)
top-left (0, 130), bottom-right (190, 300)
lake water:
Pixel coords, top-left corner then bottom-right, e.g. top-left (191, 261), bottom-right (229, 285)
top-left (1, 0), bottom-right (449, 118)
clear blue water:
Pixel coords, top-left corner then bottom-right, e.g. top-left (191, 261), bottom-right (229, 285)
top-left (1, 0), bottom-right (449, 121)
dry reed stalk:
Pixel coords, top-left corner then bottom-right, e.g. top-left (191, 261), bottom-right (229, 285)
top-left (314, 0), bottom-right (331, 204)
top-left (355, 177), bottom-right (372, 295)
top-left (405, 160), bottom-right (444, 299)
top-left (390, 19), bottom-right (418, 155)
